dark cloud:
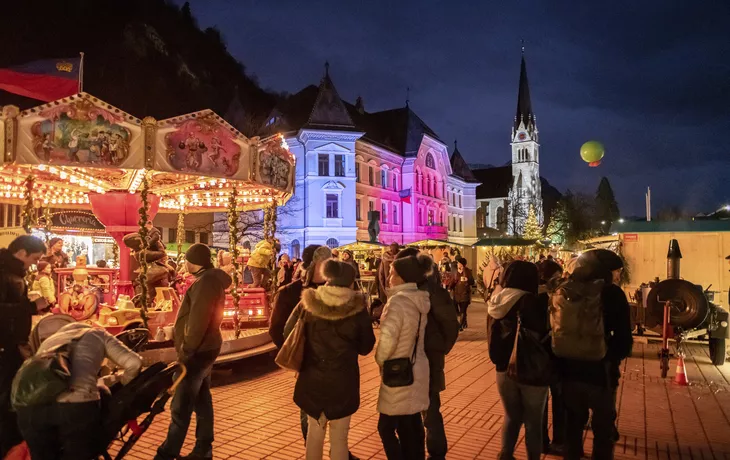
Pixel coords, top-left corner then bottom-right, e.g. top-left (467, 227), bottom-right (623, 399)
top-left (180, 0), bottom-right (730, 215)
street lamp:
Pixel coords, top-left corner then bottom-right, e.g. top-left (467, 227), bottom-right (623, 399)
top-left (618, 218), bottom-right (625, 223)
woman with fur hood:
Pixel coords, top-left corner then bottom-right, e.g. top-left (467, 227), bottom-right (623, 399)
top-left (288, 260), bottom-right (375, 460)
top-left (375, 253), bottom-right (432, 460)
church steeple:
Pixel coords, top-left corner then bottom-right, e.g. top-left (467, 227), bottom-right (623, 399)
top-left (513, 50), bottom-right (536, 136)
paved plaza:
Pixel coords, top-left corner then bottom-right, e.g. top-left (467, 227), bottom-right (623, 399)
top-left (112, 300), bottom-right (730, 460)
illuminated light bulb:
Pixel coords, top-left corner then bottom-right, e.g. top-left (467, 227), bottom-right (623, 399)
top-left (79, 180), bottom-right (86, 187)
top-left (37, 164), bottom-right (47, 171)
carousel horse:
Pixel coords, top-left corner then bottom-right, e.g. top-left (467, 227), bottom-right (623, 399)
top-left (123, 233), bottom-right (175, 308)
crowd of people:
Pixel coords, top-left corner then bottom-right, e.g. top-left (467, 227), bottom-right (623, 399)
top-left (0, 231), bottom-right (633, 460)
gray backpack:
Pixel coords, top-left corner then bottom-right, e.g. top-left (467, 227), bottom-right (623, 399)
top-left (549, 278), bottom-right (606, 361)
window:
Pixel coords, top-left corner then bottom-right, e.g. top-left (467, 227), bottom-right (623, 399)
top-left (199, 232), bottom-right (209, 245)
top-left (459, 194), bottom-right (462, 208)
top-left (318, 154), bottom-right (329, 176)
top-left (381, 170), bottom-right (386, 188)
top-left (290, 239), bottom-right (301, 259)
top-left (448, 215), bottom-right (451, 231)
top-left (426, 176), bottom-right (431, 196)
top-left (418, 209), bottom-right (423, 226)
top-left (393, 204), bottom-right (398, 225)
top-left (381, 203), bottom-right (387, 223)
top-left (368, 166), bottom-right (374, 186)
top-left (325, 238), bottom-right (339, 249)
top-left (185, 230), bottom-right (195, 244)
top-left (440, 212), bottom-right (444, 225)
top-left (168, 228), bottom-right (177, 243)
top-left (334, 155), bottom-right (345, 177)
top-left (459, 217), bottom-right (463, 232)
top-left (368, 200), bottom-right (374, 212)
top-left (392, 175), bottom-right (397, 191)
top-left (428, 210), bottom-right (434, 225)
top-left (356, 199), bottom-right (361, 221)
top-left (425, 153), bottom-right (435, 169)
top-left (453, 216), bottom-right (456, 231)
top-left (326, 194), bottom-right (339, 218)
top-left (355, 163), bottom-right (360, 182)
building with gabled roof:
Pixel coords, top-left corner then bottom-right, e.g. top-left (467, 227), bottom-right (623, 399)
top-left (255, 63), bottom-right (479, 255)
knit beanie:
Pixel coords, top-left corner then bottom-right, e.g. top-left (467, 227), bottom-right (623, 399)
top-left (186, 243), bottom-right (213, 268)
top-left (500, 260), bottom-right (539, 295)
top-left (392, 253), bottom-right (433, 284)
top-left (49, 237), bottom-right (63, 249)
top-left (322, 260), bottom-right (356, 287)
top-left (37, 261), bottom-right (50, 272)
top-left (301, 244), bottom-right (320, 269)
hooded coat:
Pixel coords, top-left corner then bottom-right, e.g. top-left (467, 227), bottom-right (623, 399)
top-left (293, 286), bottom-right (376, 420)
top-left (375, 283), bottom-right (431, 415)
top-left (174, 267), bottom-right (232, 360)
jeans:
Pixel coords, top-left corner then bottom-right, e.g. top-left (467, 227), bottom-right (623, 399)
top-left (155, 349), bottom-right (218, 460)
top-left (17, 401), bottom-right (101, 460)
top-left (306, 414), bottom-right (351, 460)
top-left (562, 380), bottom-right (616, 460)
top-left (457, 302), bottom-right (470, 329)
top-left (496, 372), bottom-right (548, 460)
top-left (378, 413), bottom-right (425, 460)
top-left (422, 390), bottom-right (447, 459)
top-left (0, 348), bottom-right (23, 458)
top-left (542, 381), bottom-right (566, 447)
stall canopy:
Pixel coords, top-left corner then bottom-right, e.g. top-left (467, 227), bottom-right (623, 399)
top-left (406, 239), bottom-right (470, 248)
top-left (0, 92), bottom-right (295, 213)
top-left (336, 240), bottom-right (386, 252)
top-left (472, 238), bottom-right (537, 247)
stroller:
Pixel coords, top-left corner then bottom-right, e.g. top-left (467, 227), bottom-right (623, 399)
top-left (26, 317), bottom-right (185, 460)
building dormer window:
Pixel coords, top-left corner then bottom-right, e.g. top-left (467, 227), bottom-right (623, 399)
top-left (425, 153), bottom-right (435, 169)
top-left (381, 170), bottom-right (386, 189)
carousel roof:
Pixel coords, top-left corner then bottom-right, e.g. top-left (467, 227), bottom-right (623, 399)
top-left (0, 93), bottom-right (295, 213)
top-left (406, 239), bottom-right (471, 248)
top-left (336, 240), bottom-right (386, 251)
top-left (472, 237), bottom-right (538, 247)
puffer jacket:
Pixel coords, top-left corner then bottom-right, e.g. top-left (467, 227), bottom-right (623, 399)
top-left (292, 285), bottom-right (376, 420)
top-left (32, 275), bottom-right (56, 304)
top-left (174, 267), bottom-right (232, 360)
top-left (37, 323), bottom-right (142, 403)
top-left (375, 283), bottom-right (431, 416)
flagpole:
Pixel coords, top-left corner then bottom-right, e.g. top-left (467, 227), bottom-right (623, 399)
top-left (78, 52), bottom-right (84, 93)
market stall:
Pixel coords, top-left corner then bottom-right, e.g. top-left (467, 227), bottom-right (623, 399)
top-left (335, 240), bottom-right (385, 308)
top-left (472, 237), bottom-right (538, 299)
top-left (407, 238), bottom-right (476, 270)
top-left (0, 92), bottom-right (296, 364)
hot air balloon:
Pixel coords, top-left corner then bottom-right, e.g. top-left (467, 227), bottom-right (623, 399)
top-left (580, 141), bottom-right (604, 167)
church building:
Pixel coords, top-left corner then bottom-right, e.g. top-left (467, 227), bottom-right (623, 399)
top-left (472, 51), bottom-right (545, 237)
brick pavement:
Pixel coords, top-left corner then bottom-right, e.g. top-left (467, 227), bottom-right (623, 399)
top-left (111, 300), bottom-right (730, 460)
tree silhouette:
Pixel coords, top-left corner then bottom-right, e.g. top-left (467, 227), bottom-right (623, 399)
top-left (595, 177), bottom-right (620, 234)
top-left (545, 200), bottom-right (569, 245)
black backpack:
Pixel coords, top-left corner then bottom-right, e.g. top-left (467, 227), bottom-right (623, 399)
top-left (549, 277), bottom-right (607, 361)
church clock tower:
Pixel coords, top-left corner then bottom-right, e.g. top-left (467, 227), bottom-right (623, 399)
top-left (509, 48), bottom-right (543, 235)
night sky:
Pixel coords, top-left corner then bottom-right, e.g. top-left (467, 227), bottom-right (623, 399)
top-left (180, 0), bottom-right (730, 216)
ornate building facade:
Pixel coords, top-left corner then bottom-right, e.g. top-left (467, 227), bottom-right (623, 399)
top-left (251, 65), bottom-right (479, 256)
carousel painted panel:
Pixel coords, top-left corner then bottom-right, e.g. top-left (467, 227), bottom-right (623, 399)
top-left (13, 95), bottom-right (144, 169)
top-left (252, 135), bottom-right (295, 194)
top-left (155, 111), bottom-right (252, 181)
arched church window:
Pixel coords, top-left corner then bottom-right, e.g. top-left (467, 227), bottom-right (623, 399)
top-left (425, 153), bottom-right (435, 169)
top-left (290, 239), bottom-right (301, 259)
top-left (325, 238), bottom-right (339, 249)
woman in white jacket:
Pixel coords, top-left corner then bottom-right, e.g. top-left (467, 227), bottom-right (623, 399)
top-left (375, 252), bottom-right (432, 460)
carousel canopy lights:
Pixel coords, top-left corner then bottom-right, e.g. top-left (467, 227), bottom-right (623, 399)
top-left (0, 93), bottom-right (296, 212)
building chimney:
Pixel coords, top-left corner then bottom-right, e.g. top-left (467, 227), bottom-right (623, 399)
top-left (355, 95), bottom-right (364, 114)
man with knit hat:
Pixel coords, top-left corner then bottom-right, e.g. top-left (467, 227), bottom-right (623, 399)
top-left (377, 242), bottom-right (400, 303)
top-left (156, 243), bottom-right (232, 460)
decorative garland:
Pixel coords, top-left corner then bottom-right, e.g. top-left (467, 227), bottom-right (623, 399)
top-left (136, 172), bottom-right (151, 329)
top-left (112, 241), bottom-right (119, 268)
top-left (227, 188), bottom-right (242, 338)
top-left (20, 175), bottom-right (38, 234)
top-left (42, 207), bottom-right (52, 244)
top-left (176, 211), bottom-right (185, 267)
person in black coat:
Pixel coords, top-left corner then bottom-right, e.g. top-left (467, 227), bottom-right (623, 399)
top-left (0, 235), bottom-right (48, 458)
top-left (558, 249), bottom-right (633, 460)
top-left (289, 260), bottom-right (375, 460)
top-left (487, 260), bottom-right (550, 460)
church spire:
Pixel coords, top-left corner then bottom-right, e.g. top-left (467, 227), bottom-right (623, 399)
top-left (514, 47), bottom-right (535, 134)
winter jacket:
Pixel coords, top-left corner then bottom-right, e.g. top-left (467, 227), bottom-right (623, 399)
top-left (174, 267), bottom-right (232, 360)
top-left (38, 323), bottom-right (142, 403)
top-left (557, 284), bottom-right (633, 387)
top-left (487, 288), bottom-right (549, 372)
top-left (291, 285), bottom-right (376, 420)
top-left (420, 264), bottom-right (460, 392)
top-left (269, 278), bottom-right (323, 348)
top-left (375, 283), bottom-right (431, 416)
top-left (32, 274), bottom-right (56, 305)
top-left (0, 249), bottom-right (38, 349)
top-left (453, 267), bottom-right (474, 303)
top-left (41, 250), bottom-right (69, 270)
top-left (276, 264), bottom-right (294, 287)
top-left (377, 250), bottom-right (396, 302)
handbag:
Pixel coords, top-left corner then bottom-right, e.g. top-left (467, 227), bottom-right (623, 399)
top-left (506, 312), bottom-right (553, 386)
top-left (275, 311), bottom-right (306, 372)
top-left (382, 313), bottom-right (421, 388)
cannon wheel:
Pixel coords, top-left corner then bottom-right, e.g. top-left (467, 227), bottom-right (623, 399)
top-left (709, 338), bottom-right (726, 366)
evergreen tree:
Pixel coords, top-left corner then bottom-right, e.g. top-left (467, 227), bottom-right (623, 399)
top-left (595, 177), bottom-right (620, 234)
top-left (545, 200), bottom-right (569, 245)
top-left (522, 205), bottom-right (543, 239)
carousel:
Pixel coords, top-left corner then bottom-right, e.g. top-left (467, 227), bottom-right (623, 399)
top-left (0, 92), bottom-right (295, 365)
